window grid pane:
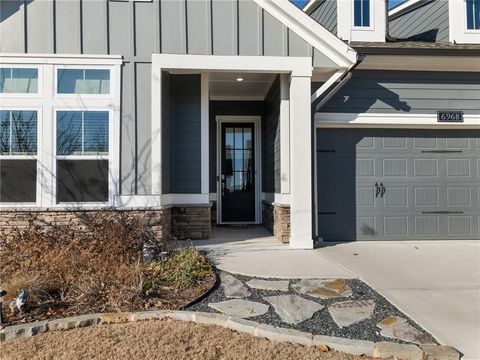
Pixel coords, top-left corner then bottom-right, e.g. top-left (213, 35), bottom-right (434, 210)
top-left (57, 69), bottom-right (110, 94)
top-left (354, 0), bottom-right (370, 27)
top-left (0, 110), bottom-right (37, 155)
top-left (0, 67), bottom-right (38, 94)
top-left (57, 111), bottom-right (108, 156)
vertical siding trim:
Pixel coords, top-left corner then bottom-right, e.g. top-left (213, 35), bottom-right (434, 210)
top-left (79, 0), bottom-right (84, 53)
top-left (185, 0), bottom-right (189, 53)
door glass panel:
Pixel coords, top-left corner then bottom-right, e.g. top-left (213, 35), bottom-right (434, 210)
top-left (234, 128), bottom-right (243, 148)
top-left (243, 128), bottom-right (252, 149)
top-left (234, 150), bottom-right (243, 171)
top-left (225, 128), bottom-right (234, 149)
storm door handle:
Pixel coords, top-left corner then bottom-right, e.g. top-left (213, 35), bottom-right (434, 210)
top-left (375, 182), bottom-right (381, 198)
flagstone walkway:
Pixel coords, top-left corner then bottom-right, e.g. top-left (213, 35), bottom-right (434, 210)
top-left (187, 271), bottom-right (437, 346)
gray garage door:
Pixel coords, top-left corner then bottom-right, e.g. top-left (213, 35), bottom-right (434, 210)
top-left (316, 129), bottom-right (480, 241)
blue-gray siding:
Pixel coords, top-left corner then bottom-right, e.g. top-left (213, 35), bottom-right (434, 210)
top-left (310, 0), bottom-right (337, 35)
top-left (263, 76), bottom-right (281, 194)
top-left (389, 0), bottom-right (449, 43)
top-left (319, 70), bottom-right (480, 114)
top-left (169, 74), bottom-right (201, 194)
top-left (161, 71), bottom-right (171, 194)
top-left (0, 0), bottom-right (337, 196)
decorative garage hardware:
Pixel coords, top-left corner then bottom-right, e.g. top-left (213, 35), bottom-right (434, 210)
top-left (375, 183), bottom-right (386, 198)
top-left (421, 150), bottom-right (463, 153)
top-left (437, 111), bottom-right (464, 123)
top-left (422, 211), bottom-right (464, 215)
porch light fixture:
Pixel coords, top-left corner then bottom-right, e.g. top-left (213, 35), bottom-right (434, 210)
top-left (236, 77), bottom-right (244, 82)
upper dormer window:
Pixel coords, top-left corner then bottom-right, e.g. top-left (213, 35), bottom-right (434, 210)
top-left (466, 0), bottom-right (480, 30)
top-left (354, 0), bottom-right (370, 27)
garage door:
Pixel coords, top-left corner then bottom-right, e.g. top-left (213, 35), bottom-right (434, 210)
top-left (316, 129), bottom-right (480, 241)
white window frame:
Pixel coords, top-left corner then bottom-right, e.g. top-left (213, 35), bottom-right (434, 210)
top-left (0, 107), bottom-right (42, 208)
top-left (449, 0), bottom-right (480, 43)
top-left (0, 64), bottom-right (42, 99)
top-left (54, 65), bottom-right (113, 99)
top-left (465, 0), bottom-right (480, 32)
top-left (352, 0), bottom-right (373, 30)
top-left (0, 54), bottom-right (121, 209)
top-left (53, 107), bottom-right (114, 208)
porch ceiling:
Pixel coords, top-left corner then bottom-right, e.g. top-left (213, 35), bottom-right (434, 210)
top-left (209, 72), bottom-right (277, 101)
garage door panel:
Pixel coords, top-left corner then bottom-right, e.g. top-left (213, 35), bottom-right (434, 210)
top-left (316, 128), bottom-right (480, 241)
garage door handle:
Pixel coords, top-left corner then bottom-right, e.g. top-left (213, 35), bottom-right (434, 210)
top-left (380, 183), bottom-right (386, 197)
top-left (422, 211), bottom-right (464, 214)
top-left (375, 183), bottom-right (381, 198)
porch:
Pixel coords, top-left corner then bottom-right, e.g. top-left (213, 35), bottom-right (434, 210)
top-left (149, 55), bottom-right (315, 249)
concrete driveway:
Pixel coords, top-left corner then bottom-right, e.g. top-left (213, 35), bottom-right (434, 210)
top-left (319, 241), bottom-right (480, 360)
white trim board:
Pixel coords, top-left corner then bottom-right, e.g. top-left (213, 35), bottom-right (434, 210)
top-left (315, 112), bottom-right (480, 128)
top-left (253, 0), bottom-right (357, 68)
top-left (215, 116), bottom-right (262, 225)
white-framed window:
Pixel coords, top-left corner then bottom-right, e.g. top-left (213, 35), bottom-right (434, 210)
top-left (466, 0), bottom-right (480, 30)
top-left (56, 67), bottom-right (111, 96)
top-left (0, 55), bottom-right (121, 209)
top-left (54, 109), bottom-right (111, 204)
top-left (0, 109), bottom-right (40, 204)
top-left (353, 0), bottom-right (371, 28)
top-left (0, 65), bottom-right (41, 98)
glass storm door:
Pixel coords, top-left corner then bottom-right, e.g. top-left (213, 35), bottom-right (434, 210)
top-left (220, 123), bottom-right (255, 222)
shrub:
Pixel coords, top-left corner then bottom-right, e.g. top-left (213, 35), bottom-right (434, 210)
top-left (0, 212), bottom-right (212, 320)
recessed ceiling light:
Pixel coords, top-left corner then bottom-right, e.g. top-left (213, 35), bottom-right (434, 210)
top-left (236, 77), bottom-right (244, 82)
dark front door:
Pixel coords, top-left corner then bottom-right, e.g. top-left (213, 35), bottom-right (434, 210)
top-left (220, 123), bottom-right (255, 223)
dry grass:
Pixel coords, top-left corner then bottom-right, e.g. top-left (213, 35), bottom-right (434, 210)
top-left (0, 319), bottom-right (377, 360)
top-left (0, 213), bottom-right (214, 324)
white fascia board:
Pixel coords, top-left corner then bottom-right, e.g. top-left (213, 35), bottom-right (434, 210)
top-left (315, 112), bottom-right (480, 128)
top-left (251, 0), bottom-right (357, 68)
top-left (152, 54), bottom-right (312, 77)
top-left (388, 0), bottom-right (424, 18)
top-left (0, 53), bottom-right (123, 65)
top-left (303, 0), bottom-right (322, 13)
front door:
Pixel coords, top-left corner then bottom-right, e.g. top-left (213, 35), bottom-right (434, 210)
top-left (220, 123), bottom-right (255, 223)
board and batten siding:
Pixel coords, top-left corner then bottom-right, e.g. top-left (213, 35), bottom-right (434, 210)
top-left (263, 76), bottom-right (281, 194)
top-left (0, 0), bottom-right (336, 196)
top-left (319, 70), bottom-right (480, 114)
top-left (389, 0), bottom-right (449, 43)
top-left (310, 0), bottom-right (337, 35)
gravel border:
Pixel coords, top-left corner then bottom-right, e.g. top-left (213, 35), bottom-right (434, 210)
top-left (0, 310), bottom-right (460, 360)
top-left (187, 271), bottom-right (438, 345)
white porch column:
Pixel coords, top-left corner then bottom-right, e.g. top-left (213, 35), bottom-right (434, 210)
top-left (200, 73), bottom-right (210, 195)
top-left (289, 74), bottom-right (313, 249)
top-left (279, 73), bottom-right (291, 196)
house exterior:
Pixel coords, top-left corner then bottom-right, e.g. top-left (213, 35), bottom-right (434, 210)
top-left (0, 0), bottom-right (478, 248)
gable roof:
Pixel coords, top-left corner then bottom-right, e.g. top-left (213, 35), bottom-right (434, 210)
top-left (254, 0), bottom-right (357, 68)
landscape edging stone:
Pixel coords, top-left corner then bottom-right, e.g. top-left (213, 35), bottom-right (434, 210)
top-left (0, 310), bottom-right (460, 360)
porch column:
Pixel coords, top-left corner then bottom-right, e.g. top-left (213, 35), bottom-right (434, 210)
top-left (200, 73), bottom-right (210, 195)
top-left (289, 74), bottom-right (313, 249)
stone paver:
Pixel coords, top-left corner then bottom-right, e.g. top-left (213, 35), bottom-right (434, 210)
top-left (208, 299), bottom-right (269, 319)
top-left (420, 345), bottom-right (461, 360)
top-left (377, 316), bottom-right (435, 345)
top-left (246, 279), bottom-right (290, 291)
top-left (220, 272), bottom-right (250, 298)
top-left (373, 341), bottom-right (424, 360)
top-left (327, 300), bottom-right (375, 328)
top-left (264, 295), bottom-right (324, 325)
top-left (293, 279), bottom-right (353, 299)
top-left (313, 335), bottom-right (374, 356)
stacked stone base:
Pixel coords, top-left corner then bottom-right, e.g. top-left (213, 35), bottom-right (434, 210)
top-left (0, 205), bottom-right (211, 242)
top-left (171, 205), bottom-right (211, 240)
top-left (262, 202), bottom-right (290, 243)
